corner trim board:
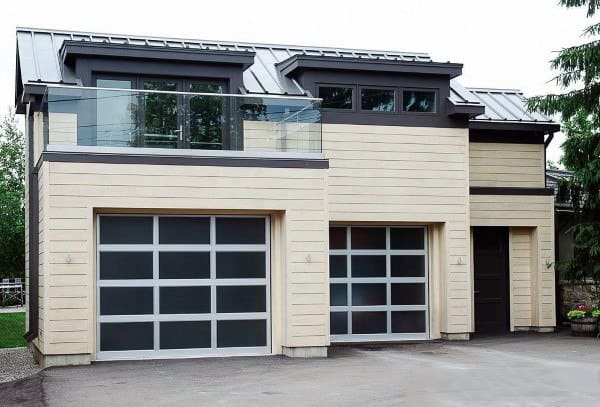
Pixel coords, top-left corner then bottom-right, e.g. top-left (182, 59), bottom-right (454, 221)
top-left (470, 187), bottom-right (554, 196)
top-left (40, 151), bottom-right (329, 169)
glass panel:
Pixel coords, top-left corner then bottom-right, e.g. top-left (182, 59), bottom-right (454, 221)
top-left (96, 79), bottom-right (135, 147)
top-left (391, 255), bottom-right (426, 277)
top-left (44, 86), bottom-right (322, 154)
top-left (403, 91), bottom-right (436, 113)
top-left (330, 284), bottom-right (347, 306)
top-left (329, 255), bottom-right (347, 278)
top-left (390, 228), bottom-right (425, 250)
top-left (188, 82), bottom-right (224, 150)
top-left (216, 252), bottom-right (265, 279)
top-left (351, 255), bottom-right (386, 277)
top-left (159, 252), bottom-right (210, 279)
top-left (391, 311), bottom-right (426, 333)
top-left (159, 287), bottom-right (210, 314)
top-left (143, 80), bottom-right (178, 148)
top-left (352, 283), bottom-right (386, 306)
top-left (216, 218), bottom-right (265, 244)
top-left (100, 322), bottom-right (153, 351)
top-left (319, 86), bottom-right (353, 109)
top-left (391, 283), bottom-right (426, 305)
top-left (100, 287), bottom-right (153, 315)
top-left (330, 312), bottom-right (348, 335)
top-left (361, 88), bottom-right (395, 112)
top-left (352, 312), bottom-right (386, 334)
top-left (217, 286), bottom-right (266, 313)
top-left (351, 227), bottom-right (386, 249)
top-left (159, 217), bottom-right (210, 244)
top-left (99, 252), bottom-right (153, 280)
top-left (160, 321), bottom-right (211, 349)
top-left (329, 227), bottom-right (347, 249)
top-left (99, 216), bottom-right (153, 244)
top-left (217, 320), bottom-right (267, 348)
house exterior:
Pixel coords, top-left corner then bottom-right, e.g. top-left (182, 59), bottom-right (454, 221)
top-left (15, 28), bottom-right (560, 367)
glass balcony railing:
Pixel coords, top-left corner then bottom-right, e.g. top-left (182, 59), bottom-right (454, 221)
top-left (42, 85), bottom-right (322, 154)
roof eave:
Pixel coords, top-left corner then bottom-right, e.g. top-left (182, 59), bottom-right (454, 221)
top-left (469, 119), bottom-right (560, 133)
top-left (277, 54), bottom-right (463, 78)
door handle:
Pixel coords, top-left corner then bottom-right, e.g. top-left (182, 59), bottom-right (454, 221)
top-left (174, 124), bottom-right (183, 141)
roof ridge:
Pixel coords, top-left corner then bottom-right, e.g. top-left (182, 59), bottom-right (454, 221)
top-left (16, 26), bottom-right (431, 59)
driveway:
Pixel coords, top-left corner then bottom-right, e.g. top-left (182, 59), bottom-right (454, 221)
top-left (1, 331), bottom-right (598, 407)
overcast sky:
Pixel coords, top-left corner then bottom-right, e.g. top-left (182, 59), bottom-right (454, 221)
top-left (1, 0), bottom-right (593, 164)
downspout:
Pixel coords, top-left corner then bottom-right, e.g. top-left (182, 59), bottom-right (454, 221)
top-left (23, 105), bottom-right (39, 342)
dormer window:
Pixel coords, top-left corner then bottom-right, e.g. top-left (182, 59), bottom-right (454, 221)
top-left (361, 88), bottom-right (395, 112)
top-left (402, 90), bottom-right (436, 113)
top-left (318, 86), bottom-right (354, 109)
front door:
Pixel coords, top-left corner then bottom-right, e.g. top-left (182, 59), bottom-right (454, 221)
top-left (473, 227), bottom-right (509, 334)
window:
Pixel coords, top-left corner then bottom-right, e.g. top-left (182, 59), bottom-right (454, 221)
top-left (361, 88), bottom-right (395, 112)
top-left (319, 86), bottom-right (353, 109)
top-left (402, 90), bottom-right (436, 113)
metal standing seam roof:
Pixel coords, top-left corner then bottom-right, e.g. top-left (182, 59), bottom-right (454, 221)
top-left (15, 27), bottom-right (554, 124)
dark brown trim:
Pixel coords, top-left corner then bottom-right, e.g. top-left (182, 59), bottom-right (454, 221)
top-left (277, 55), bottom-right (463, 78)
top-left (447, 99), bottom-right (485, 118)
top-left (470, 132), bottom-right (545, 144)
top-left (61, 41), bottom-right (256, 70)
top-left (470, 187), bottom-right (554, 196)
top-left (469, 120), bottom-right (560, 133)
top-left (40, 151), bottom-right (329, 169)
top-left (24, 114), bottom-right (39, 342)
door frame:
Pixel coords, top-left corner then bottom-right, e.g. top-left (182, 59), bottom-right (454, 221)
top-left (95, 214), bottom-right (272, 361)
top-left (472, 226), bottom-right (510, 334)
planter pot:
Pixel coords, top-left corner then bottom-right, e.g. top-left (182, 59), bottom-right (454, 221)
top-left (571, 317), bottom-right (599, 337)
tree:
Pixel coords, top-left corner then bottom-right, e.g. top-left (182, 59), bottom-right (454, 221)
top-left (528, 0), bottom-right (600, 290)
top-left (0, 110), bottom-right (25, 279)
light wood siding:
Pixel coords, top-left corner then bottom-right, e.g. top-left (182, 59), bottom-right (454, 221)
top-left (469, 142), bottom-right (545, 188)
top-left (471, 195), bottom-right (555, 328)
top-left (323, 124), bottom-right (471, 335)
top-left (48, 113), bottom-right (78, 146)
top-left (42, 161), bottom-right (328, 356)
top-left (509, 227), bottom-right (534, 328)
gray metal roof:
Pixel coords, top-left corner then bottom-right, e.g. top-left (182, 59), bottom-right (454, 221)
top-left (466, 87), bottom-right (554, 123)
top-left (15, 27), bottom-right (555, 125)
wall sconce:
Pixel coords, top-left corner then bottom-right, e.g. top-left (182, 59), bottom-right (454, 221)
top-left (66, 255), bottom-right (73, 264)
top-left (305, 254), bottom-right (312, 263)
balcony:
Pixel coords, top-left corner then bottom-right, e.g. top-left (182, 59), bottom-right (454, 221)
top-left (41, 86), bottom-right (322, 158)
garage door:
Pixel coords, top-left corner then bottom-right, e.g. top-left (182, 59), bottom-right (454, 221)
top-left (97, 215), bottom-right (270, 360)
top-left (329, 226), bottom-right (428, 341)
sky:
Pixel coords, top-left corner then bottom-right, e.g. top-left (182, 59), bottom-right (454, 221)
top-left (0, 0), bottom-right (594, 164)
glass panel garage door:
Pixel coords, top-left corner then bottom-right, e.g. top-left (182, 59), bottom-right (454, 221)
top-left (97, 215), bottom-right (270, 359)
top-left (329, 226), bottom-right (428, 341)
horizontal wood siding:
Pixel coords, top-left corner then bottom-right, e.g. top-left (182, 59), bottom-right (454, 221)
top-left (42, 161), bottom-right (328, 356)
top-left (471, 195), bottom-right (555, 328)
top-left (469, 142), bottom-right (545, 188)
top-left (323, 124), bottom-right (471, 335)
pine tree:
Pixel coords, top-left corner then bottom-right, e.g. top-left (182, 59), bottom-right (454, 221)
top-left (528, 0), bottom-right (600, 290)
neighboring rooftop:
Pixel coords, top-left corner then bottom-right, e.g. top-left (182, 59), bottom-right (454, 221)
top-left (14, 27), bottom-right (557, 128)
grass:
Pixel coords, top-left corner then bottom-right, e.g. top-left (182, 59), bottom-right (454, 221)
top-left (0, 312), bottom-right (27, 348)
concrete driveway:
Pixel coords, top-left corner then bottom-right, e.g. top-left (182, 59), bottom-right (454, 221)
top-left (1, 331), bottom-right (599, 407)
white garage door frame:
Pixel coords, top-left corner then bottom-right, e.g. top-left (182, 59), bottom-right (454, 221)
top-left (330, 225), bottom-right (429, 342)
top-left (96, 214), bottom-right (271, 360)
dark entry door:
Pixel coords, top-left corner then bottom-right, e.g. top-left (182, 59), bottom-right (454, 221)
top-left (473, 227), bottom-right (509, 334)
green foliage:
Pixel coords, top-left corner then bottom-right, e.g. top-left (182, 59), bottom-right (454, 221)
top-left (547, 160), bottom-right (559, 170)
top-left (0, 110), bottom-right (25, 279)
top-left (0, 313), bottom-right (26, 348)
top-left (567, 309), bottom-right (588, 319)
top-left (528, 0), bottom-right (600, 284)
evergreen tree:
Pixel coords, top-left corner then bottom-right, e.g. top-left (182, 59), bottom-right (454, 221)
top-left (528, 0), bottom-right (600, 288)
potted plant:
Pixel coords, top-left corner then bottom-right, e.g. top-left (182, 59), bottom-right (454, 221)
top-left (567, 305), bottom-right (599, 337)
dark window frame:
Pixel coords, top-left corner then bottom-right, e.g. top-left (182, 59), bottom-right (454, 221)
top-left (93, 73), bottom-right (230, 150)
top-left (358, 86), bottom-right (397, 114)
top-left (400, 88), bottom-right (439, 116)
